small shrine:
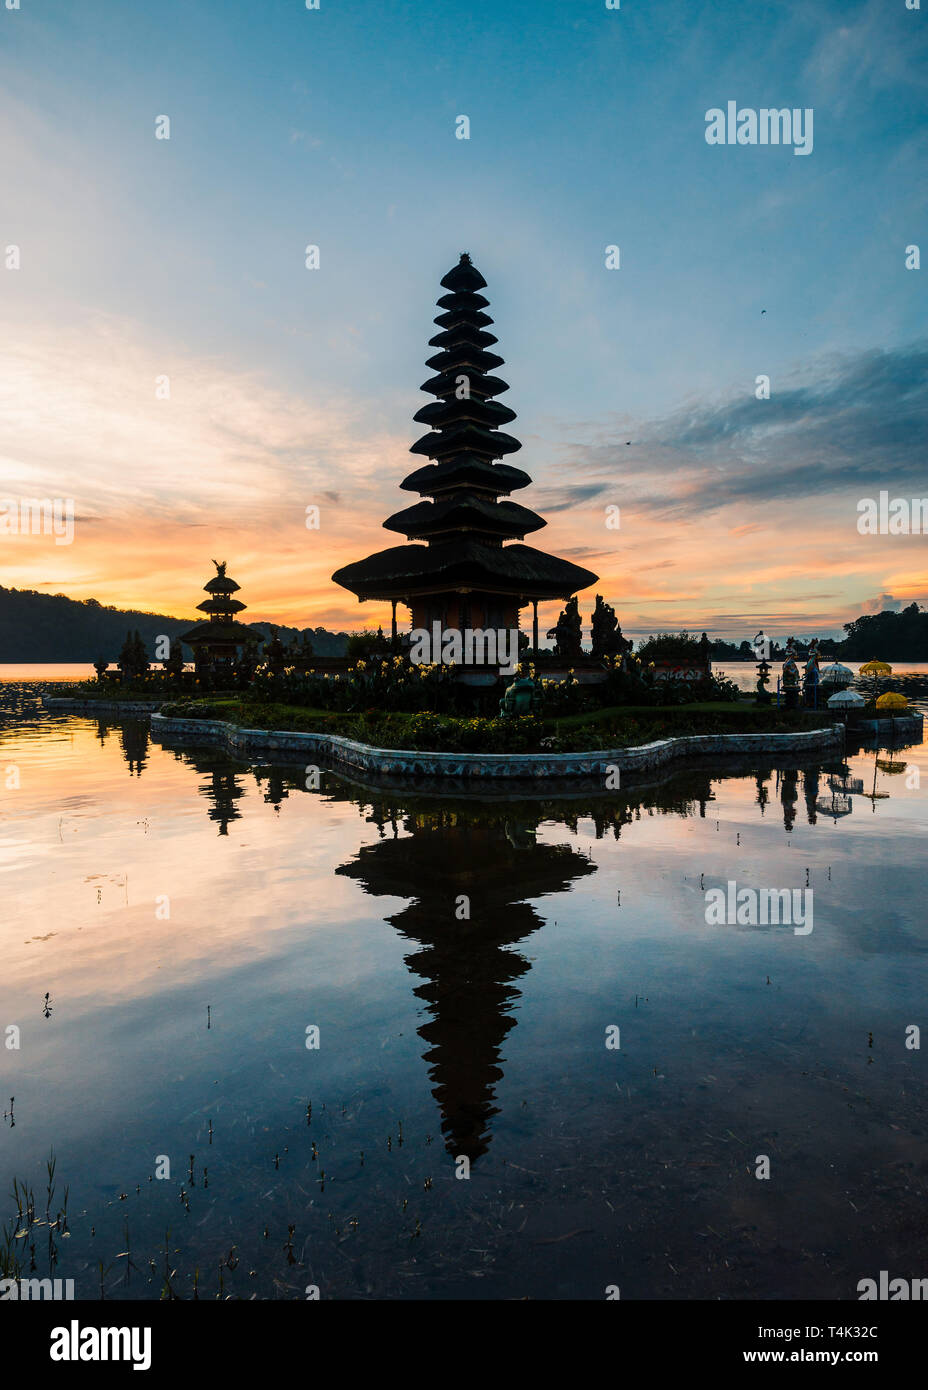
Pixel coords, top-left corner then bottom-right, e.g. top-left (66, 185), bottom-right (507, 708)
top-left (180, 561), bottom-right (255, 675)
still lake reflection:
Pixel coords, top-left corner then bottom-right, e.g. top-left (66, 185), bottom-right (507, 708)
top-left (1, 685), bottom-right (927, 1300)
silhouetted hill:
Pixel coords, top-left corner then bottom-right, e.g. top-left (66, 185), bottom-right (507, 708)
top-left (3, 585), bottom-right (924, 664)
top-left (0, 587), bottom-right (350, 661)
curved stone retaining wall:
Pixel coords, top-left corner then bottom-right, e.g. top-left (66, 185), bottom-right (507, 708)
top-left (44, 697), bottom-right (163, 715)
top-left (149, 712), bottom-right (845, 780)
top-left (853, 713), bottom-right (923, 738)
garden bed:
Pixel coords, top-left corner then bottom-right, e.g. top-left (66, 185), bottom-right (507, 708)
top-left (149, 707), bottom-right (844, 781)
top-left (153, 698), bottom-right (835, 755)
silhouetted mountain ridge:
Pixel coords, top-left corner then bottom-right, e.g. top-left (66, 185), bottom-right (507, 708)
top-left (2, 586), bottom-right (925, 662)
top-left (0, 586), bottom-right (351, 661)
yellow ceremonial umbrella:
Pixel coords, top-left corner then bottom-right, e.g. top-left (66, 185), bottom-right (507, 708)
top-left (875, 692), bottom-right (908, 710)
top-left (860, 660), bottom-right (893, 676)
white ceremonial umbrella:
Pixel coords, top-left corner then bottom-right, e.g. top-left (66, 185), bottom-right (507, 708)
top-left (827, 689), bottom-right (865, 708)
top-left (820, 662), bottom-right (854, 688)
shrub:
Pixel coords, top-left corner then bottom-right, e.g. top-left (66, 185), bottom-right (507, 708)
top-left (635, 631), bottom-right (705, 664)
top-left (345, 630), bottom-right (389, 662)
top-left (159, 700), bottom-right (223, 719)
top-left (704, 674), bottom-right (742, 702)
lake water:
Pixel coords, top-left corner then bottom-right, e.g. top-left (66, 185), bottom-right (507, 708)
top-left (4, 661), bottom-right (928, 687)
top-left (1, 682), bottom-right (927, 1300)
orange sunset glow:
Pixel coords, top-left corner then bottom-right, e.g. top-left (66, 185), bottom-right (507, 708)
top-left (3, 314), bottom-right (926, 641)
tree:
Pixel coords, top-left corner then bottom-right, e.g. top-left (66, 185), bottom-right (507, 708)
top-left (840, 604), bottom-right (928, 660)
top-left (117, 629), bottom-right (150, 681)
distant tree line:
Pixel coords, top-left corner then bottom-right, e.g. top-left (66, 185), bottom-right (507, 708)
top-left (2, 584), bottom-right (926, 663)
top-left (839, 603), bottom-right (928, 660)
top-left (0, 586), bottom-right (351, 661)
top-left (706, 603), bottom-right (928, 661)
top-left (707, 636), bottom-right (841, 660)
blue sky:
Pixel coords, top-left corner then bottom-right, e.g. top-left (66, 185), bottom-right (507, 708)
top-left (1, 0), bottom-right (926, 636)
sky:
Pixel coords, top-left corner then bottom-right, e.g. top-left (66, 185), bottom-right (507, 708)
top-left (1, 0), bottom-right (926, 640)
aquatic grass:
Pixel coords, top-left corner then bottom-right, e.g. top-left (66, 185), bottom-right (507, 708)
top-left (3, 1153), bottom-right (70, 1283)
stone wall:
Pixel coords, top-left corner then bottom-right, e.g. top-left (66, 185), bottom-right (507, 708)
top-left (44, 697), bottom-right (163, 715)
top-left (148, 712), bottom-right (845, 781)
top-left (853, 713), bottom-right (924, 738)
top-left (43, 695), bottom-right (847, 781)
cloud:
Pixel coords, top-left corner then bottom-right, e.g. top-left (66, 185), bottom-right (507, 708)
top-left (0, 313), bottom-right (409, 623)
top-left (560, 545), bottom-right (617, 561)
top-left (727, 523), bottom-right (766, 538)
top-left (860, 592), bottom-right (901, 615)
top-left (3, 310), bottom-right (923, 638)
top-left (563, 342), bottom-right (928, 521)
top-left (802, 0), bottom-right (927, 110)
top-left (534, 482), bottom-right (611, 513)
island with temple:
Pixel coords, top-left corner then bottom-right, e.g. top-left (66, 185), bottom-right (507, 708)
top-left (47, 251), bottom-right (907, 776)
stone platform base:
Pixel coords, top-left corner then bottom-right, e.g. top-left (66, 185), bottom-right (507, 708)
top-left (852, 712), bottom-right (924, 738)
top-left (148, 712), bottom-right (845, 781)
top-left (44, 697), bottom-right (163, 714)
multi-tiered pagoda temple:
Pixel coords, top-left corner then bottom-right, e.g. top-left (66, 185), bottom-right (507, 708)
top-left (180, 561), bottom-right (254, 672)
top-left (332, 254), bottom-right (597, 651)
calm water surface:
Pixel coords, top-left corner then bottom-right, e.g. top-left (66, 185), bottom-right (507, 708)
top-left (1, 683), bottom-right (927, 1300)
top-left (5, 661), bottom-right (928, 686)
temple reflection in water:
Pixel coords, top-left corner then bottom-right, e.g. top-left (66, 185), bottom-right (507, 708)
top-left (336, 804), bottom-right (595, 1161)
top-left (161, 748), bottom-right (758, 1161)
top-left (90, 714), bottom-right (151, 778)
top-left (128, 729), bottom-right (917, 1162)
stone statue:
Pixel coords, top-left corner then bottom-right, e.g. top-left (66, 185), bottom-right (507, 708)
top-left (236, 636), bottom-right (261, 685)
top-left (499, 673), bottom-right (542, 717)
top-left (590, 594), bottom-right (632, 660)
top-left (547, 596), bottom-right (583, 660)
top-left (782, 637), bottom-right (800, 710)
top-left (803, 638), bottom-right (820, 708)
top-left (263, 625), bottom-right (287, 674)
